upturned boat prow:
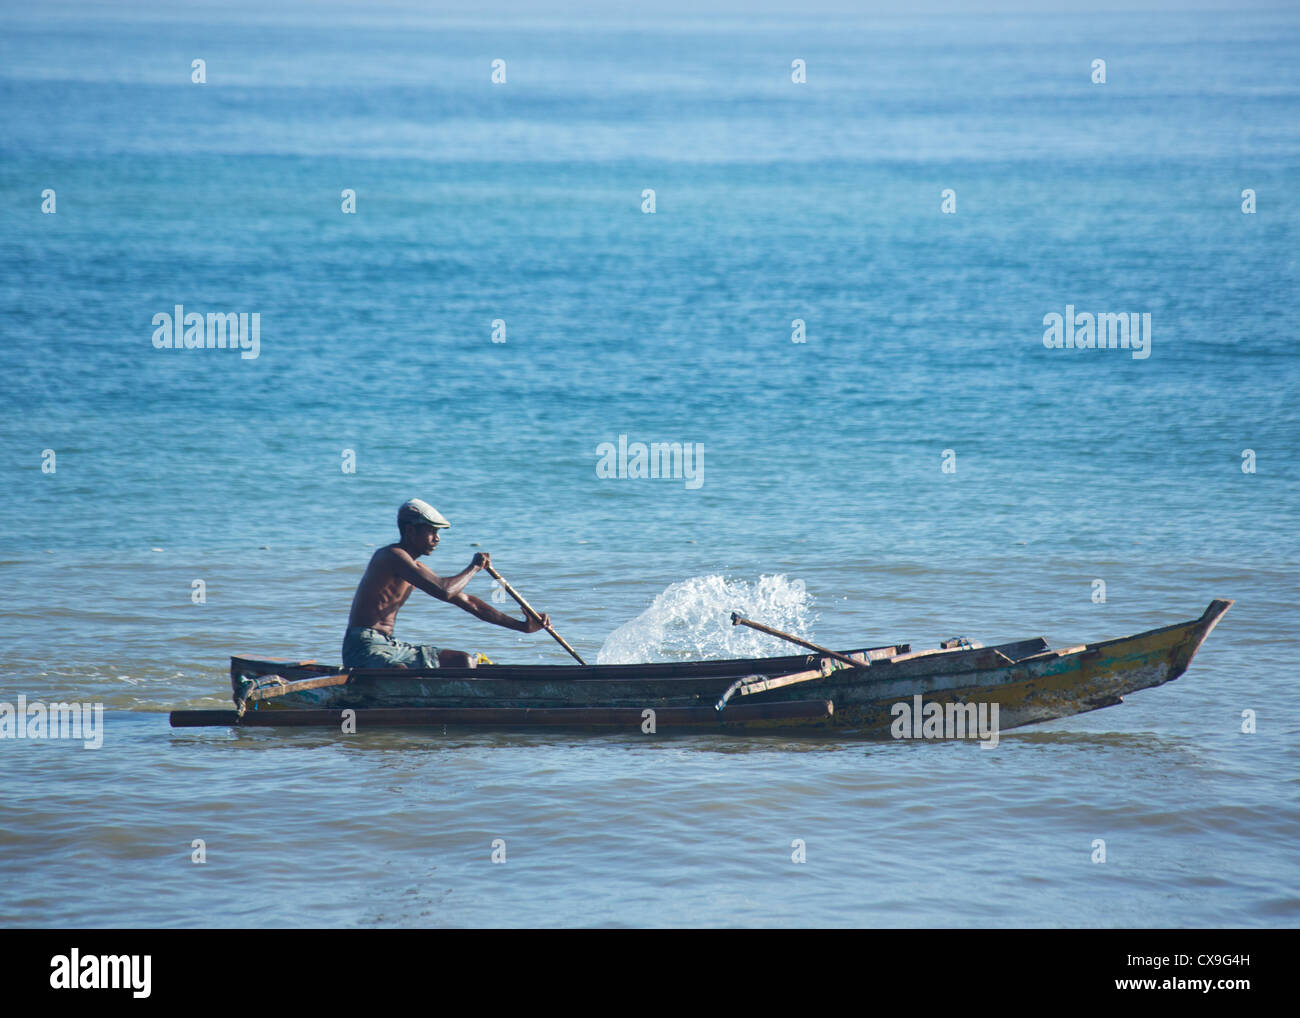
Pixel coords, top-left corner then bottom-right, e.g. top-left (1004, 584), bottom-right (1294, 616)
top-left (1171, 597), bottom-right (1234, 681)
top-left (169, 600), bottom-right (1233, 737)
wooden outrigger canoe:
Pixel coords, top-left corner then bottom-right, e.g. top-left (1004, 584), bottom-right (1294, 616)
top-left (169, 600), bottom-right (1232, 737)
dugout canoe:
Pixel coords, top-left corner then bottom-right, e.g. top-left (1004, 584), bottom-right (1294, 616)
top-left (169, 599), bottom-right (1232, 736)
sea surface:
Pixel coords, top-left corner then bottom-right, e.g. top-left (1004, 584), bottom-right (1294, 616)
top-left (1, 0), bottom-right (1298, 927)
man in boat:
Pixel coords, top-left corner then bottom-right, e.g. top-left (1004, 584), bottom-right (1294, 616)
top-left (342, 499), bottom-right (550, 670)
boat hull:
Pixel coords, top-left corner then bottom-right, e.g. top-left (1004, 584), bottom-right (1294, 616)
top-left (172, 600), bottom-right (1232, 736)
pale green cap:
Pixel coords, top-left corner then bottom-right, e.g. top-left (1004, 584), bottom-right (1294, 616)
top-left (398, 498), bottom-right (450, 530)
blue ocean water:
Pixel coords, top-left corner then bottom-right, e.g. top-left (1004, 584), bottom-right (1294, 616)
top-left (1, 1), bottom-right (1297, 927)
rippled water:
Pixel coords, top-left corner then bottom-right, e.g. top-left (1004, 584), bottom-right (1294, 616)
top-left (6, 713), bottom-right (1297, 928)
top-left (2, 2), bottom-right (1299, 927)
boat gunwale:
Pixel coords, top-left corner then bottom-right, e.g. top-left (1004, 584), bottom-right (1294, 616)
top-left (341, 635), bottom-right (1053, 680)
top-left (1080, 598), bottom-right (1233, 654)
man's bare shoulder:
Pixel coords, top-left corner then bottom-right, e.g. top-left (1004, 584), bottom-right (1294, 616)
top-left (366, 544), bottom-right (407, 570)
top-left (371, 544), bottom-right (437, 576)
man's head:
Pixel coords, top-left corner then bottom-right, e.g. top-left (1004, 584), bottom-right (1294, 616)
top-left (397, 499), bottom-right (450, 555)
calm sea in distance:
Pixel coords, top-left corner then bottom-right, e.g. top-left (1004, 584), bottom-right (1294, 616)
top-left (1, 0), bottom-right (1297, 927)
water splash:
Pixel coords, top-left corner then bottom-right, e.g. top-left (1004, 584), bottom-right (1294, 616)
top-left (597, 574), bottom-right (817, 664)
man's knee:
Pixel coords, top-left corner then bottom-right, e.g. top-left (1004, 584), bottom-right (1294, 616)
top-left (438, 649), bottom-right (475, 668)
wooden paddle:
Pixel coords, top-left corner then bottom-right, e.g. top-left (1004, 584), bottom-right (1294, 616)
top-left (484, 563), bottom-right (587, 665)
top-left (730, 612), bottom-right (868, 669)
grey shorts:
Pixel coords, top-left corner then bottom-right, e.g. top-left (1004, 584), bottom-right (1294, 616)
top-left (342, 627), bottom-right (440, 670)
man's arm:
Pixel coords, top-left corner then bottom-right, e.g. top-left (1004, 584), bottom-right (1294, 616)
top-left (448, 592), bottom-right (547, 633)
top-left (389, 548), bottom-right (548, 633)
top-left (389, 547), bottom-right (480, 602)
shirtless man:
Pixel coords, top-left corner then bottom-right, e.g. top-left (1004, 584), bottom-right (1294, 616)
top-left (342, 499), bottom-right (549, 670)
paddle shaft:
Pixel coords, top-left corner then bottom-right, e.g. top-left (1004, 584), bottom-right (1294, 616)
top-left (484, 564), bottom-right (587, 665)
top-left (730, 613), bottom-right (867, 669)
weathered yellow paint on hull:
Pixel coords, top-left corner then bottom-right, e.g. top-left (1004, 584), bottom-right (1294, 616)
top-left (823, 599), bottom-right (1231, 736)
